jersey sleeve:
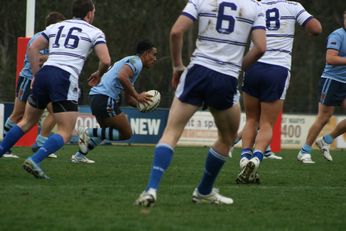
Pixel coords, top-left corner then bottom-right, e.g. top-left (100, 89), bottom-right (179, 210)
top-left (41, 25), bottom-right (53, 41)
top-left (252, 4), bottom-right (266, 30)
top-left (294, 2), bottom-right (313, 27)
top-left (92, 29), bottom-right (107, 47)
top-left (326, 30), bottom-right (342, 51)
top-left (181, 0), bottom-right (199, 22)
top-left (125, 56), bottom-right (142, 76)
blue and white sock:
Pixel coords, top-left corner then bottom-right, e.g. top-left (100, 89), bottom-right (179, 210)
top-left (0, 125), bottom-right (24, 156)
top-left (4, 118), bottom-right (16, 136)
top-left (145, 143), bottom-right (174, 191)
top-left (323, 134), bottom-right (333, 144)
top-left (197, 148), bottom-right (227, 195)
top-left (264, 146), bottom-right (272, 156)
top-left (241, 148), bottom-right (253, 160)
top-left (87, 128), bottom-right (119, 141)
top-left (301, 144), bottom-right (312, 154)
top-left (253, 149), bottom-right (264, 162)
top-left (31, 134), bottom-right (64, 163)
top-left (36, 134), bottom-right (48, 147)
top-left (79, 137), bottom-right (102, 155)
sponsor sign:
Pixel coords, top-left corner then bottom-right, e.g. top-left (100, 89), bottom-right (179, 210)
top-left (75, 106), bottom-right (168, 144)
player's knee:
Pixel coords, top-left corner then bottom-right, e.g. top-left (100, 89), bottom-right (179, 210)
top-left (120, 129), bottom-right (132, 140)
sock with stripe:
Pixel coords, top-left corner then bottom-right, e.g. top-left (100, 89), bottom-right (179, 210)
top-left (252, 149), bottom-right (264, 162)
top-left (240, 148), bottom-right (253, 160)
top-left (301, 144), bottom-right (312, 154)
top-left (87, 128), bottom-right (119, 141)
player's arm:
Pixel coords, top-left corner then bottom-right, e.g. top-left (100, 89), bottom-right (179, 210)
top-left (28, 35), bottom-right (49, 76)
top-left (326, 49), bottom-right (346, 66)
top-left (304, 18), bottom-right (322, 36)
top-left (88, 44), bottom-right (111, 87)
top-left (242, 29), bottom-right (266, 71)
top-left (170, 15), bottom-right (194, 89)
top-left (118, 65), bottom-right (151, 107)
top-left (39, 54), bottom-right (48, 66)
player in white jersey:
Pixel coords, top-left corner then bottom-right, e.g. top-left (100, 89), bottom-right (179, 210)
top-left (298, 10), bottom-right (346, 163)
top-left (71, 40), bottom-right (157, 164)
top-left (135, 0), bottom-right (266, 207)
top-left (2, 12), bottom-right (65, 159)
top-left (0, 0), bottom-right (111, 179)
top-left (236, 0), bottom-right (322, 183)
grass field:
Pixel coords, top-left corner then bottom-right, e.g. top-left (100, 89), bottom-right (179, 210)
top-left (0, 145), bottom-right (345, 230)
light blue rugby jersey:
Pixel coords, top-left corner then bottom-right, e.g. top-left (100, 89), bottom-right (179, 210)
top-left (321, 28), bottom-right (346, 83)
top-left (19, 32), bottom-right (48, 79)
top-left (89, 55), bottom-right (143, 101)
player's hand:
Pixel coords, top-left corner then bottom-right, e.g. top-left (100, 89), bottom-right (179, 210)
top-left (88, 71), bottom-right (101, 87)
top-left (136, 91), bottom-right (153, 105)
top-left (171, 66), bottom-right (185, 89)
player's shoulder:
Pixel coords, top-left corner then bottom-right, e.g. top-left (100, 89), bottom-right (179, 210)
top-left (329, 28), bottom-right (346, 38)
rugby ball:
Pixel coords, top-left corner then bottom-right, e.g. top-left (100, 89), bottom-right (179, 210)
top-left (137, 90), bottom-right (161, 112)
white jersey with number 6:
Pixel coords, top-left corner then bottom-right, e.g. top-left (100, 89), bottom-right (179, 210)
top-left (182, 0), bottom-right (265, 77)
top-left (41, 19), bottom-right (106, 81)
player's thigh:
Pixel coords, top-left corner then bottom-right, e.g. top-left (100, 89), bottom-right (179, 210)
top-left (160, 97), bottom-right (199, 146)
top-left (260, 100), bottom-right (283, 127)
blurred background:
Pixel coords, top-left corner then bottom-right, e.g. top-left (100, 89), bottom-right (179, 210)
top-left (0, 0), bottom-right (345, 114)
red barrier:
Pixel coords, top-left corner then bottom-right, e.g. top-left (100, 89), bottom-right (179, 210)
top-left (15, 37), bottom-right (38, 146)
top-left (270, 111), bottom-right (282, 152)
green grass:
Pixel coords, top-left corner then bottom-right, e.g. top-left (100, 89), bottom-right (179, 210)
top-left (1, 145), bottom-right (346, 231)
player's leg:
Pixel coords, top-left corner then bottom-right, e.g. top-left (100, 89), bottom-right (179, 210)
top-left (192, 105), bottom-right (239, 205)
top-left (298, 103), bottom-right (333, 163)
top-left (228, 103), bottom-right (242, 158)
top-left (315, 97), bottom-right (346, 161)
top-left (3, 76), bottom-right (31, 158)
top-left (1, 102), bottom-right (44, 157)
top-left (73, 95), bottom-right (128, 163)
top-left (252, 99), bottom-right (283, 164)
top-left (135, 97), bottom-right (199, 207)
top-left (191, 67), bottom-right (238, 204)
top-left (33, 104), bottom-right (58, 158)
top-left (240, 92), bottom-right (260, 169)
top-left (28, 102), bottom-right (78, 161)
top-left (298, 78), bottom-right (337, 163)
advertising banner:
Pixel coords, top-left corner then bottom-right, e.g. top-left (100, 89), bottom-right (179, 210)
top-left (75, 106), bottom-right (169, 144)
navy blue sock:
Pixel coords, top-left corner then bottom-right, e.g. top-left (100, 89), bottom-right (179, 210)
top-left (240, 148), bottom-right (252, 159)
top-left (31, 134), bottom-right (64, 163)
top-left (197, 148), bottom-right (227, 195)
top-left (146, 144), bottom-right (174, 191)
top-left (0, 125), bottom-right (24, 156)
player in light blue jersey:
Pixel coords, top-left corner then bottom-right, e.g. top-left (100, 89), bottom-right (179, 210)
top-left (71, 40), bottom-right (157, 164)
top-left (236, 0), bottom-right (322, 183)
top-left (2, 12), bottom-right (65, 159)
top-left (298, 10), bottom-right (346, 164)
top-left (135, 0), bottom-right (266, 207)
top-left (0, 0), bottom-right (111, 179)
